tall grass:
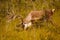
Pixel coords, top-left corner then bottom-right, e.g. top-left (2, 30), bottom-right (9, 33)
top-left (0, 0), bottom-right (60, 40)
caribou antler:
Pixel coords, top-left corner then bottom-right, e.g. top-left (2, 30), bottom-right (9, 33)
top-left (15, 14), bottom-right (24, 29)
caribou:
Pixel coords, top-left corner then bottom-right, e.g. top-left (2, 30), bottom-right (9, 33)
top-left (6, 9), bottom-right (55, 30)
top-left (22, 9), bottom-right (55, 30)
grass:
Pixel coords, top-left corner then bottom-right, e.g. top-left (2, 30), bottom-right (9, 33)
top-left (0, 0), bottom-right (60, 40)
top-left (1, 13), bottom-right (60, 40)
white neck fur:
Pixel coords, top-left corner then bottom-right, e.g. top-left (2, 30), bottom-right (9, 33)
top-left (24, 22), bottom-right (32, 30)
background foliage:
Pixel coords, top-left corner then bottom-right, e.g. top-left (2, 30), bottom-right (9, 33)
top-left (0, 0), bottom-right (60, 40)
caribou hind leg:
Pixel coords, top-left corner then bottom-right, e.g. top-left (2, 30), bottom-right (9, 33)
top-left (49, 19), bottom-right (59, 27)
top-left (46, 17), bottom-right (59, 27)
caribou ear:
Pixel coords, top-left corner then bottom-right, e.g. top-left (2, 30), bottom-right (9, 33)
top-left (52, 9), bottom-right (55, 12)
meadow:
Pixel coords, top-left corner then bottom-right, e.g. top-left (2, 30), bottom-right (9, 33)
top-left (0, 0), bottom-right (60, 40)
